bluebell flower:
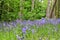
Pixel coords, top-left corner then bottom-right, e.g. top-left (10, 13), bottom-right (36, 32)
top-left (16, 19), bottom-right (21, 24)
top-left (7, 23), bottom-right (11, 27)
top-left (22, 21), bottom-right (27, 25)
top-left (50, 19), bottom-right (58, 25)
top-left (9, 21), bottom-right (16, 27)
top-left (25, 26), bottom-right (29, 29)
top-left (22, 27), bottom-right (27, 33)
top-left (57, 19), bottom-right (60, 23)
top-left (34, 20), bottom-right (41, 26)
top-left (12, 22), bottom-right (16, 27)
top-left (27, 20), bottom-right (34, 26)
top-left (40, 18), bottom-right (46, 24)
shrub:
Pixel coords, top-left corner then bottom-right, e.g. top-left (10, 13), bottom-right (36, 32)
top-left (0, 0), bottom-right (20, 21)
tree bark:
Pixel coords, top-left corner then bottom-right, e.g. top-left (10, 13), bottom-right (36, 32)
top-left (46, 0), bottom-right (57, 19)
top-left (46, 0), bottom-right (51, 18)
top-left (50, 0), bottom-right (57, 18)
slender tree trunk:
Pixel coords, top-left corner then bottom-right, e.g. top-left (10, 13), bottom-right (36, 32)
top-left (46, 0), bottom-right (51, 18)
top-left (31, 0), bottom-right (34, 11)
top-left (20, 0), bottom-right (23, 14)
top-left (19, 0), bottom-right (24, 20)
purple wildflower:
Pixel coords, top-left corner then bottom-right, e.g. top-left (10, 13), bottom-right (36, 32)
top-left (34, 20), bottom-right (41, 25)
top-left (12, 22), bottom-right (16, 27)
top-left (16, 19), bottom-right (20, 23)
top-left (47, 19), bottom-right (57, 25)
top-left (9, 21), bottom-right (16, 27)
top-left (57, 19), bottom-right (60, 23)
top-left (27, 20), bottom-right (34, 26)
top-left (22, 27), bottom-right (27, 33)
top-left (22, 21), bottom-right (27, 25)
top-left (50, 19), bottom-right (58, 25)
top-left (25, 26), bottom-right (29, 29)
top-left (40, 18), bottom-right (46, 24)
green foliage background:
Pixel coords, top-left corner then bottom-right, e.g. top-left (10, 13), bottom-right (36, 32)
top-left (21, 0), bottom-right (48, 20)
top-left (0, 0), bottom-right (20, 21)
top-left (0, 0), bottom-right (48, 21)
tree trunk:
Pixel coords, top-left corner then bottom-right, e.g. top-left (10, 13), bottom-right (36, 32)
top-left (46, 0), bottom-right (51, 18)
top-left (19, 0), bottom-right (24, 20)
top-left (46, 0), bottom-right (57, 19)
top-left (58, 0), bottom-right (60, 18)
top-left (50, 0), bottom-right (57, 18)
top-left (31, 0), bottom-right (35, 11)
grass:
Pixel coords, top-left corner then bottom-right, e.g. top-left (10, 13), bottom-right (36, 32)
top-left (0, 24), bottom-right (60, 40)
